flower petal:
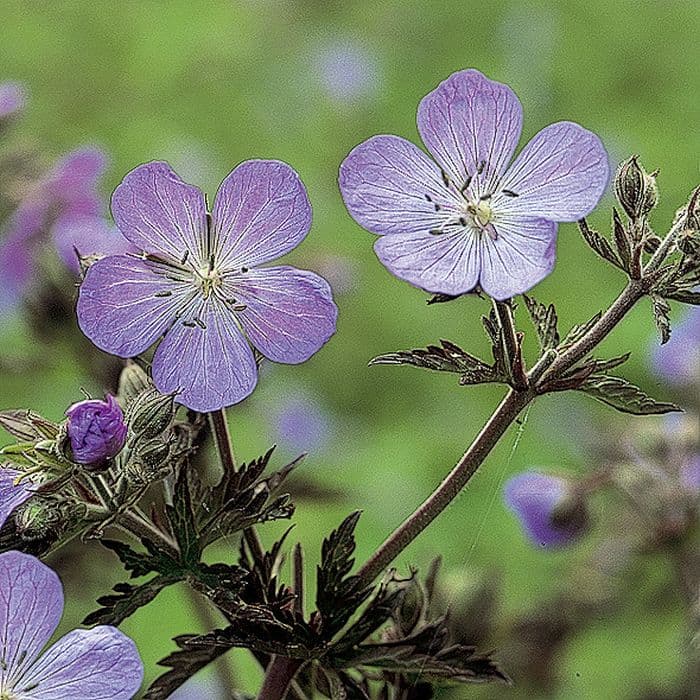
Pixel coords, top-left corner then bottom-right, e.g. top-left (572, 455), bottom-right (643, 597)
top-left (226, 266), bottom-right (337, 364)
top-left (77, 255), bottom-right (191, 357)
top-left (373, 230), bottom-right (481, 295)
top-left (417, 69), bottom-right (523, 192)
top-left (0, 468), bottom-right (34, 528)
top-left (0, 551), bottom-right (63, 687)
top-left (339, 135), bottom-right (448, 236)
top-left (111, 162), bottom-right (207, 262)
top-left (12, 626), bottom-right (143, 700)
top-left (213, 160), bottom-right (311, 269)
top-left (479, 216), bottom-right (557, 300)
top-left (152, 300), bottom-right (258, 412)
top-left (495, 121), bottom-right (609, 221)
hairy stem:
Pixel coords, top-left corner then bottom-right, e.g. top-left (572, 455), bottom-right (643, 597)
top-left (257, 656), bottom-right (303, 700)
top-left (356, 388), bottom-right (533, 587)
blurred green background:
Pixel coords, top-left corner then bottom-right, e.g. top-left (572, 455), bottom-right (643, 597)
top-left (1, 1), bottom-right (698, 698)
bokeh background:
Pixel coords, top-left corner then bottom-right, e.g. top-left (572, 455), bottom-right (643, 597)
top-left (1, 1), bottom-right (699, 698)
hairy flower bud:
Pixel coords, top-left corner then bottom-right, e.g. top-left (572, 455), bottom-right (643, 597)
top-left (128, 388), bottom-right (176, 440)
top-left (123, 440), bottom-right (172, 485)
top-left (504, 471), bottom-right (589, 548)
top-left (117, 361), bottom-right (151, 406)
top-left (14, 497), bottom-right (63, 541)
top-left (615, 155), bottom-right (658, 220)
top-left (65, 394), bottom-right (127, 467)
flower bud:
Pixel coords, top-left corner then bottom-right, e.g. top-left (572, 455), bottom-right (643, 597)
top-left (117, 362), bottom-right (151, 406)
top-left (128, 388), bottom-right (175, 440)
top-left (65, 394), bottom-right (127, 467)
top-left (123, 440), bottom-right (172, 485)
top-left (14, 497), bottom-right (63, 541)
top-left (614, 156), bottom-right (658, 220)
top-left (504, 471), bottom-right (589, 548)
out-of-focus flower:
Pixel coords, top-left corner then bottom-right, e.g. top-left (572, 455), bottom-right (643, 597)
top-left (680, 454), bottom-right (700, 494)
top-left (65, 394), bottom-right (127, 466)
top-left (313, 39), bottom-right (380, 102)
top-left (309, 252), bottom-right (359, 295)
top-left (504, 471), bottom-right (589, 548)
top-left (274, 393), bottom-right (333, 453)
top-left (77, 160), bottom-right (338, 412)
top-left (0, 147), bottom-right (132, 314)
top-left (0, 82), bottom-right (26, 120)
top-left (0, 550), bottom-right (143, 698)
top-left (651, 307), bottom-right (700, 386)
top-left (167, 675), bottom-right (226, 699)
top-left (0, 467), bottom-right (33, 529)
top-left (340, 69), bottom-right (609, 300)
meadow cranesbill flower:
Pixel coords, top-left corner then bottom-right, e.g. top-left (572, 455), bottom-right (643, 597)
top-left (0, 550), bottom-right (143, 699)
top-left (339, 69), bottom-right (609, 299)
top-left (504, 471), bottom-right (588, 548)
top-left (651, 307), bottom-right (700, 386)
top-left (274, 393), bottom-right (333, 453)
top-left (65, 394), bottom-right (127, 466)
top-left (0, 467), bottom-right (33, 528)
top-left (77, 160), bottom-right (338, 412)
top-left (313, 39), bottom-right (380, 102)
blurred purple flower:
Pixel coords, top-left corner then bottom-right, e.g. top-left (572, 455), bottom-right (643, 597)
top-left (504, 471), bottom-right (588, 548)
top-left (167, 675), bottom-right (226, 699)
top-left (77, 161), bottom-right (338, 412)
top-left (680, 454), bottom-right (700, 494)
top-left (65, 394), bottom-right (127, 466)
top-left (0, 147), bottom-right (127, 314)
top-left (651, 306), bottom-right (700, 386)
top-left (0, 468), bottom-right (33, 529)
top-left (274, 394), bottom-right (333, 453)
top-left (0, 550), bottom-right (143, 698)
top-left (340, 69), bottom-right (609, 300)
top-left (314, 40), bottom-right (380, 102)
top-left (0, 81), bottom-right (27, 120)
top-left (311, 252), bottom-right (359, 295)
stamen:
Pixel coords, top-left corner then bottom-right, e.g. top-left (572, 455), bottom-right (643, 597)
top-left (429, 228), bottom-right (446, 236)
top-left (479, 193), bottom-right (492, 201)
top-left (182, 321), bottom-right (197, 328)
top-left (154, 291), bottom-right (172, 298)
top-left (424, 193), bottom-right (433, 202)
top-left (460, 175), bottom-right (472, 193)
top-left (194, 317), bottom-right (207, 329)
top-left (208, 254), bottom-right (215, 274)
top-left (241, 266), bottom-right (249, 273)
top-left (180, 250), bottom-right (189, 265)
top-left (459, 217), bottom-right (467, 227)
top-left (20, 683), bottom-right (39, 692)
top-left (440, 169), bottom-right (451, 187)
top-left (225, 298), bottom-right (248, 312)
top-left (477, 160), bottom-right (486, 174)
top-left (433, 203), bottom-right (441, 211)
top-left (502, 189), bottom-right (519, 197)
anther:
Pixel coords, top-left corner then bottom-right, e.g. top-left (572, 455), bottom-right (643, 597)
top-left (459, 217), bottom-right (467, 227)
top-left (479, 193), bottom-right (492, 201)
top-left (424, 193), bottom-right (433, 202)
top-left (429, 228), bottom-right (446, 236)
top-left (182, 321), bottom-right (197, 328)
top-left (440, 169), bottom-right (451, 187)
top-left (477, 160), bottom-right (486, 174)
top-left (241, 266), bottom-right (249, 273)
top-left (460, 175), bottom-right (472, 193)
top-left (154, 291), bottom-right (172, 298)
top-left (180, 250), bottom-right (189, 265)
top-left (194, 317), bottom-right (207, 329)
top-left (502, 189), bottom-right (519, 197)
top-left (433, 203), bottom-right (441, 211)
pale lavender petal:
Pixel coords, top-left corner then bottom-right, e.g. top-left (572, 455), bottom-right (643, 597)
top-left (373, 230), bottom-right (480, 295)
top-left (651, 306), bottom-right (700, 385)
top-left (417, 69), bottom-right (523, 191)
top-left (77, 255), bottom-right (192, 357)
top-left (213, 160), bottom-right (311, 269)
top-left (0, 236), bottom-right (33, 315)
top-left (314, 39), bottom-right (380, 102)
top-left (45, 148), bottom-right (108, 219)
top-left (0, 82), bottom-right (27, 119)
top-left (52, 215), bottom-right (135, 275)
top-left (339, 135), bottom-right (448, 236)
top-left (152, 300), bottom-right (257, 411)
top-left (111, 162), bottom-right (207, 262)
top-left (12, 626), bottom-right (143, 699)
top-left (496, 121), bottom-right (609, 221)
top-left (226, 266), bottom-right (337, 364)
top-left (0, 551), bottom-right (63, 688)
top-left (0, 468), bottom-right (34, 528)
top-left (479, 216), bottom-right (556, 300)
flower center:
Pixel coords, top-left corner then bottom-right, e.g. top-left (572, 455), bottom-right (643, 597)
top-left (195, 260), bottom-right (223, 299)
top-left (465, 197), bottom-right (494, 229)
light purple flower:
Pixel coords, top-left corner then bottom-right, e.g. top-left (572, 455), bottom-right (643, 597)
top-left (274, 394), bottom-right (333, 453)
top-left (339, 69), bottom-right (609, 300)
top-left (504, 471), bottom-right (588, 548)
top-left (0, 550), bottom-right (143, 698)
top-left (77, 161), bottom-right (338, 412)
top-left (65, 394), bottom-right (127, 466)
top-left (0, 468), bottom-right (34, 529)
top-left (0, 147), bottom-right (115, 314)
top-left (680, 455), bottom-right (700, 494)
top-left (651, 307), bottom-right (700, 386)
top-left (0, 82), bottom-right (26, 120)
top-left (314, 39), bottom-right (380, 102)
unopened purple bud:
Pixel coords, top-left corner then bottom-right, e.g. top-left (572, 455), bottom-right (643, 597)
top-left (65, 394), bottom-right (127, 466)
top-left (504, 471), bottom-right (589, 548)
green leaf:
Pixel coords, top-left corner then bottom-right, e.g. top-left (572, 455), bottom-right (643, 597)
top-left (560, 310), bottom-right (603, 349)
top-left (612, 207), bottom-right (633, 272)
top-left (579, 218), bottom-right (623, 269)
top-left (667, 290), bottom-right (700, 305)
top-left (577, 375), bottom-right (681, 415)
top-left (651, 295), bottom-right (672, 344)
top-left (522, 295), bottom-right (560, 351)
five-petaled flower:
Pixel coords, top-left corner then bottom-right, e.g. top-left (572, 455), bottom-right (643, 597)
top-left (77, 160), bottom-right (338, 412)
top-left (0, 550), bottom-right (143, 699)
top-left (339, 69), bottom-right (609, 300)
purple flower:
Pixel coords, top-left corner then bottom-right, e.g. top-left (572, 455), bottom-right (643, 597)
top-left (0, 81), bottom-right (26, 120)
top-left (339, 69), bottom-right (609, 300)
top-left (0, 550), bottom-right (143, 698)
top-left (504, 471), bottom-right (588, 548)
top-left (77, 161), bottom-right (338, 412)
top-left (680, 454), bottom-right (700, 494)
top-left (274, 394), bottom-right (333, 453)
top-left (65, 394), bottom-right (127, 466)
top-left (0, 147), bottom-right (118, 314)
top-left (651, 307), bottom-right (700, 386)
top-left (0, 467), bottom-right (34, 529)
top-left (314, 39), bottom-right (380, 102)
